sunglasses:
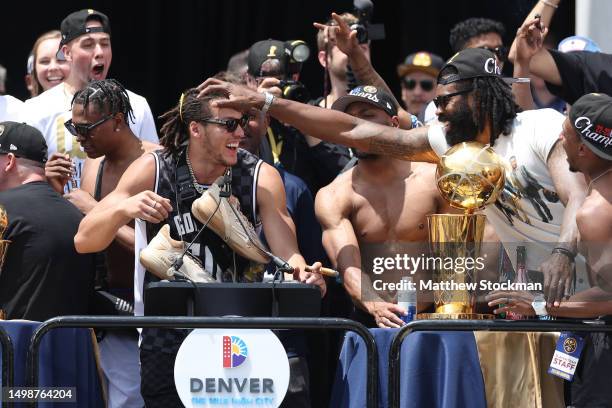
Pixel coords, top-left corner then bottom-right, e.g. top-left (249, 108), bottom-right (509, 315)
top-left (65, 114), bottom-right (113, 137)
top-left (432, 87), bottom-right (474, 109)
top-left (479, 45), bottom-right (508, 62)
top-left (200, 115), bottom-right (249, 132)
top-left (403, 78), bottom-right (435, 92)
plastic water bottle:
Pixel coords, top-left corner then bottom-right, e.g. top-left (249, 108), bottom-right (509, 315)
top-left (397, 276), bottom-right (417, 323)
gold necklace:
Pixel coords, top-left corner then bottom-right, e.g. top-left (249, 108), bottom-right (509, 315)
top-left (185, 151), bottom-right (206, 194)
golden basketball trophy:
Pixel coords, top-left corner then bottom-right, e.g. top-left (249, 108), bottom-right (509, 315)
top-left (418, 142), bottom-right (505, 320)
top-left (0, 205), bottom-right (9, 320)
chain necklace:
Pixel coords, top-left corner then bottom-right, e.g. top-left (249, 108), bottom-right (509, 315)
top-left (588, 167), bottom-right (612, 193)
top-left (185, 150), bottom-right (232, 194)
top-left (185, 151), bottom-right (207, 194)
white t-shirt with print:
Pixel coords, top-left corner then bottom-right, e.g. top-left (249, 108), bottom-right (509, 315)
top-left (22, 82), bottom-right (159, 188)
top-left (427, 108), bottom-right (569, 271)
top-left (0, 95), bottom-right (24, 122)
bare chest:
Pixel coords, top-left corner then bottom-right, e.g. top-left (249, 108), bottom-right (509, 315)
top-left (350, 180), bottom-right (438, 243)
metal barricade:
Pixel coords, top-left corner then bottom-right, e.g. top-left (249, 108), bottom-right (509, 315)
top-left (0, 325), bottom-right (15, 407)
top-left (388, 319), bottom-right (612, 408)
top-left (27, 316), bottom-right (378, 408)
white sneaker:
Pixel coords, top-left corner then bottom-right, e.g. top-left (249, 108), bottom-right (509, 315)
top-left (191, 180), bottom-right (270, 264)
top-left (139, 224), bottom-right (215, 282)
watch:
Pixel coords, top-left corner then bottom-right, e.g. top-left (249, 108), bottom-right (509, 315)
top-left (531, 293), bottom-right (548, 316)
top-left (260, 92), bottom-right (275, 115)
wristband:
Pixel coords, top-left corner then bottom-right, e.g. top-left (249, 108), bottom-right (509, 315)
top-left (540, 0), bottom-right (559, 9)
top-left (260, 92), bottom-right (275, 115)
top-left (531, 294), bottom-right (548, 316)
top-left (552, 247), bottom-right (576, 262)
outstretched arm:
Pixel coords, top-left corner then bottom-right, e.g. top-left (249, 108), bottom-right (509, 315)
top-left (315, 182), bottom-right (407, 328)
top-left (512, 16), bottom-right (549, 110)
top-left (198, 79), bottom-right (438, 163)
top-left (508, 1), bottom-right (562, 86)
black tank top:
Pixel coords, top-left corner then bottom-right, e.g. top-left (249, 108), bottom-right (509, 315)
top-left (140, 147), bottom-right (265, 353)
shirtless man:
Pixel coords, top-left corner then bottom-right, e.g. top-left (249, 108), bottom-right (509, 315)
top-left (486, 93), bottom-right (612, 408)
top-left (45, 79), bottom-right (158, 408)
top-left (316, 86), bottom-right (452, 328)
top-left (487, 93), bottom-right (612, 317)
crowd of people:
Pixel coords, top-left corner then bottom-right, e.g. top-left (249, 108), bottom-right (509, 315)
top-left (0, 1), bottom-right (611, 407)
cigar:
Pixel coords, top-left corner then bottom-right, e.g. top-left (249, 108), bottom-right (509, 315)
top-left (305, 265), bottom-right (340, 278)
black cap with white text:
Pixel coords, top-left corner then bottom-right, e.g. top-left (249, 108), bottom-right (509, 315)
top-left (570, 93), bottom-right (612, 161)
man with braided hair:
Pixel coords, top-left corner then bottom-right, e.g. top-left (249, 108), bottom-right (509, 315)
top-left (75, 87), bottom-right (326, 407)
top-left (22, 9), bottom-right (158, 192)
top-left (46, 78), bottom-right (158, 408)
top-left (198, 46), bottom-right (587, 311)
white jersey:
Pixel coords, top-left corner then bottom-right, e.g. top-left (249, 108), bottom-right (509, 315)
top-left (428, 109), bottom-right (571, 271)
top-left (22, 82), bottom-right (159, 189)
top-left (0, 95), bottom-right (24, 122)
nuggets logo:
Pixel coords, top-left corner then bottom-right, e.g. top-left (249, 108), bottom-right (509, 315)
top-left (563, 337), bottom-right (577, 354)
top-left (222, 336), bottom-right (248, 368)
top-left (362, 86), bottom-right (377, 94)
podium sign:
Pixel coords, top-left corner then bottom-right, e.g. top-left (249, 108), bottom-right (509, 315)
top-left (174, 329), bottom-right (290, 407)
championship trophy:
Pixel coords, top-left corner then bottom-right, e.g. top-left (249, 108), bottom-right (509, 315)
top-left (0, 205), bottom-right (9, 320)
top-left (418, 142), bottom-right (505, 320)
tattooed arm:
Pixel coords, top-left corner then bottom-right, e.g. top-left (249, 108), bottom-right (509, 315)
top-left (198, 78), bottom-right (439, 163)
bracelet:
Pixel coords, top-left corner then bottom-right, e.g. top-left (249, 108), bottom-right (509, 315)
top-left (540, 0), bottom-right (559, 9)
top-left (552, 247), bottom-right (576, 262)
top-left (260, 92), bottom-right (275, 115)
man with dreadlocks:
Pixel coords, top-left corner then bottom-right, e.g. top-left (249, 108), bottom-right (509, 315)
top-left (46, 78), bottom-right (159, 408)
top-left (75, 87), bottom-right (326, 407)
top-left (22, 9), bottom-right (158, 192)
top-left (199, 46), bottom-right (587, 310)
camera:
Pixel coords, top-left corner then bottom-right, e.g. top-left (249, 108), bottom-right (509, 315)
top-left (278, 80), bottom-right (310, 104)
top-left (277, 40), bottom-right (311, 103)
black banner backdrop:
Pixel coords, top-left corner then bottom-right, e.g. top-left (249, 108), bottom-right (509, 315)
top-left (1, 0), bottom-right (573, 126)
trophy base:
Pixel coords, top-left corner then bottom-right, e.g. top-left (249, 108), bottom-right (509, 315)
top-left (416, 313), bottom-right (495, 320)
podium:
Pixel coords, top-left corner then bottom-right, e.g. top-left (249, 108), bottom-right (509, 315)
top-left (144, 282), bottom-right (321, 317)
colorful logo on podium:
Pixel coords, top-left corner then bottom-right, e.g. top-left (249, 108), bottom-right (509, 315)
top-left (222, 336), bottom-right (248, 368)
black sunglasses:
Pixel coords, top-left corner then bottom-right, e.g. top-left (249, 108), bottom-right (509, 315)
top-left (432, 87), bottom-right (474, 109)
top-left (65, 114), bottom-right (113, 137)
top-left (200, 115), bottom-right (249, 132)
top-left (403, 78), bottom-right (435, 92)
top-left (479, 45), bottom-right (508, 62)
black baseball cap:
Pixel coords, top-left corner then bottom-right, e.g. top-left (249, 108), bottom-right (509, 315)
top-left (0, 122), bottom-right (48, 165)
top-left (438, 48), bottom-right (508, 85)
top-left (397, 51), bottom-right (444, 78)
top-left (247, 39), bottom-right (286, 77)
top-left (57, 9), bottom-right (111, 59)
top-left (570, 93), bottom-right (612, 161)
top-left (331, 85), bottom-right (398, 117)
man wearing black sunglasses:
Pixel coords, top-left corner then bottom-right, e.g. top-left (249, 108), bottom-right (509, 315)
top-left (46, 79), bottom-right (159, 408)
top-left (74, 87), bottom-right (326, 407)
top-left (397, 51), bottom-right (444, 122)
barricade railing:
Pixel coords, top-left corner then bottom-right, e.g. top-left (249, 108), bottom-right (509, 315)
top-left (27, 316), bottom-right (378, 408)
top-left (388, 319), bottom-right (612, 408)
top-left (0, 325), bottom-right (15, 407)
